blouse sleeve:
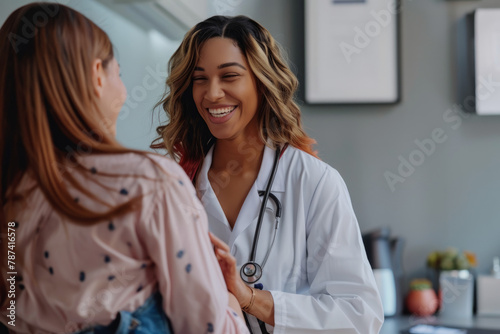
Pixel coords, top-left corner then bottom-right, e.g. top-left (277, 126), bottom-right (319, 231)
top-left (141, 162), bottom-right (249, 334)
top-left (270, 167), bottom-right (384, 334)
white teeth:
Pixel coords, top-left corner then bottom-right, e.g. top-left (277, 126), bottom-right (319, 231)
top-left (208, 106), bottom-right (235, 117)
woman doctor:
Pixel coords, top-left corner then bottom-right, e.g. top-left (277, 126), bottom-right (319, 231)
top-left (153, 15), bottom-right (384, 333)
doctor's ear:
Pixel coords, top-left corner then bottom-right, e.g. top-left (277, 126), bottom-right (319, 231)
top-left (91, 58), bottom-right (105, 98)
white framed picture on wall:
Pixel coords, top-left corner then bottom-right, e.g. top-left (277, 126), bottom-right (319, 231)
top-left (305, 0), bottom-right (401, 104)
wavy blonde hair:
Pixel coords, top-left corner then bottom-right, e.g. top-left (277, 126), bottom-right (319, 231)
top-left (152, 15), bottom-right (317, 177)
top-left (0, 2), bottom-right (151, 305)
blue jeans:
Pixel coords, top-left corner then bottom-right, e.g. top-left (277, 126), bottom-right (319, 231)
top-left (75, 293), bottom-right (172, 334)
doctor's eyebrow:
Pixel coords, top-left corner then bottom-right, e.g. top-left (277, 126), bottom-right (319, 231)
top-left (193, 62), bottom-right (247, 71)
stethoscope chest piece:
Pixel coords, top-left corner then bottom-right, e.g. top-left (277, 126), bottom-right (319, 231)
top-left (240, 261), bottom-right (263, 283)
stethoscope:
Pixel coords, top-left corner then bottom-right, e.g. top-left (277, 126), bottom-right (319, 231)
top-left (240, 146), bottom-right (283, 284)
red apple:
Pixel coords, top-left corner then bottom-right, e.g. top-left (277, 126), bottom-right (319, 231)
top-left (406, 288), bottom-right (438, 316)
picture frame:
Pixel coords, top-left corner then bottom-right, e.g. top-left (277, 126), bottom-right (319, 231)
top-left (305, 0), bottom-right (401, 104)
top-left (462, 9), bottom-right (500, 115)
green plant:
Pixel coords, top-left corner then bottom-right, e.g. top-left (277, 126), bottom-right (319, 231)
top-left (409, 278), bottom-right (433, 290)
top-left (427, 247), bottom-right (477, 270)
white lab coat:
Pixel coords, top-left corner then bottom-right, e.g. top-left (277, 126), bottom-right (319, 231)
top-left (196, 144), bottom-right (384, 334)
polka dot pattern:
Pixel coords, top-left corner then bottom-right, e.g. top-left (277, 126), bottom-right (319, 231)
top-left (14, 159), bottom-right (225, 330)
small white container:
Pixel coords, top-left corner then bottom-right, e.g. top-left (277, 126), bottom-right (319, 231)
top-left (477, 275), bottom-right (500, 316)
top-left (439, 270), bottom-right (474, 318)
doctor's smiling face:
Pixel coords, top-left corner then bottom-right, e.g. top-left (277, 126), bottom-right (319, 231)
top-left (192, 37), bottom-right (261, 142)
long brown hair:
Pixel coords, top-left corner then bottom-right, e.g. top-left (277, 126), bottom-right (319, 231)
top-left (0, 2), bottom-right (147, 305)
top-left (151, 15), bottom-right (317, 178)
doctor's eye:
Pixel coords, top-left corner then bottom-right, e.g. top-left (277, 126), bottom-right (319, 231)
top-left (221, 73), bottom-right (240, 81)
top-left (192, 76), bottom-right (207, 82)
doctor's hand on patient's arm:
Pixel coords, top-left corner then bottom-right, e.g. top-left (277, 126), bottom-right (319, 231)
top-left (209, 233), bottom-right (275, 326)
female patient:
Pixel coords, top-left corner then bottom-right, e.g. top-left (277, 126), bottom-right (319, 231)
top-left (0, 3), bottom-right (248, 333)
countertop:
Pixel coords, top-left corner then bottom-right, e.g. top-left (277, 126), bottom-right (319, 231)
top-left (381, 315), bottom-right (500, 334)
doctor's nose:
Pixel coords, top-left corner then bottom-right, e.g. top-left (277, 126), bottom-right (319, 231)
top-left (205, 80), bottom-right (225, 101)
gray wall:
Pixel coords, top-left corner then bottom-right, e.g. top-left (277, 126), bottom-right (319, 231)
top-left (215, 0), bottom-right (500, 281)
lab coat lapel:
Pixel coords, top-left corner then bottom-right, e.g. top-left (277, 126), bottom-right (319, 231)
top-left (198, 186), bottom-right (233, 242)
top-left (198, 187), bottom-right (228, 226)
top-left (196, 146), bottom-right (232, 232)
top-left (229, 182), bottom-right (260, 246)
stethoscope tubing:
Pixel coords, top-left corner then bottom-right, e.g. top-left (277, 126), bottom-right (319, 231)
top-left (243, 147), bottom-right (283, 334)
top-left (249, 147), bottom-right (282, 263)
top-left (257, 191), bottom-right (282, 219)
